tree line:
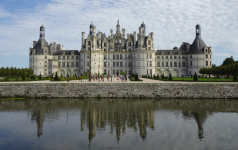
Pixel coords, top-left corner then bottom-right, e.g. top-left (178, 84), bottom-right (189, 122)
top-left (0, 67), bottom-right (33, 78)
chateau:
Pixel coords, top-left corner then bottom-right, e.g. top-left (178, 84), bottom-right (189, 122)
top-left (29, 21), bottom-right (212, 77)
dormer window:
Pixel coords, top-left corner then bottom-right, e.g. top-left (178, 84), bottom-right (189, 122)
top-left (161, 51), bottom-right (164, 55)
top-left (178, 51), bottom-right (181, 55)
top-left (71, 51), bottom-right (74, 55)
top-left (148, 40), bottom-right (151, 45)
top-left (62, 52), bottom-right (65, 55)
top-left (170, 51), bottom-right (172, 55)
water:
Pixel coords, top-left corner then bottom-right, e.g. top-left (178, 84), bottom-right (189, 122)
top-left (0, 99), bottom-right (238, 150)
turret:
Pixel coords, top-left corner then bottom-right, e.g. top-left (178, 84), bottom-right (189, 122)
top-left (89, 22), bottom-right (96, 37)
top-left (141, 21), bottom-right (146, 36)
top-left (196, 24), bottom-right (201, 37)
top-left (82, 32), bottom-right (85, 48)
top-left (40, 25), bottom-right (45, 39)
top-left (116, 20), bottom-right (120, 34)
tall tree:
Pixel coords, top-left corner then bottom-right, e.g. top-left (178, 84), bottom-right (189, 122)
top-left (222, 57), bottom-right (235, 66)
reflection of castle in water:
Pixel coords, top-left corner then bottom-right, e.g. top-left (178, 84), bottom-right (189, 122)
top-left (1, 99), bottom-right (238, 142)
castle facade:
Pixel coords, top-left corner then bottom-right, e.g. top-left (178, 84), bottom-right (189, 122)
top-left (29, 21), bottom-right (212, 77)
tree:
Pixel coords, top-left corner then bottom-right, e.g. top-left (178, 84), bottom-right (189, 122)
top-left (54, 72), bottom-right (59, 81)
top-left (67, 72), bottom-right (69, 78)
top-left (169, 73), bottom-right (173, 81)
top-left (22, 71), bottom-right (26, 81)
top-left (234, 73), bottom-right (238, 81)
top-left (61, 74), bottom-right (63, 77)
top-left (121, 72), bottom-right (125, 75)
top-left (39, 73), bottom-right (42, 80)
top-left (193, 72), bottom-right (198, 81)
top-left (84, 72), bottom-right (88, 77)
top-left (222, 57), bottom-right (234, 66)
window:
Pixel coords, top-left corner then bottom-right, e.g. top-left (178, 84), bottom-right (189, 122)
top-left (104, 55), bottom-right (106, 60)
top-left (148, 47), bottom-right (151, 50)
top-left (104, 48), bottom-right (106, 51)
top-left (63, 56), bottom-right (65, 60)
top-left (190, 55), bottom-right (192, 58)
top-left (179, 62), bottom-right (181, 67)
top-left (45, 61), bottom-right (47, 63)
top-left (129, 54), bottom-right (131, 59)
top-left (67, 56), bottom-right (69, 60)
top-left (104, 62), bottom-right (106, 67)
top-left (150, 69), bottom-right (152, 75)
top-left (206, 61), bottom-right (208, 66)
top-left (150, 53), bottom-right (152, 58)
top-left (157, 62), bottom-right (160, 67)
top-left (104, 42), bottom-right (107, 47)
top-left (179, 56), bottom-right (180, 59)
top-left (162, 56), bottom-right (164, 59)
top-left (206, 49), bottom-right (207, 52)
top-left (174, 56), bottom-right (177, 59)
top-left (71, 62), bottom-right (74, 67)
top-left (88, 41), bottom-right (91, 46)
top-left (170, 62), bottom-right (172, 67)
top-left (146, 53), bottom-right (148, 58)
top-left (120, 62), bottom-right (122, 67)
top-left (63, 62), bottom-right (65, 67)
top-left (206, 55), bottom-right (208, 58)
top-left (125, 54), bottom-right (127, 59)
top-left (45, 55), bottom-right (47, 59)
top-left (148, 40), bottom-right (151, 45)
top-left (33, 57), bottom-right (34, 59)
top-left (120, 54), bottom-right (122, 59)
top-left (116, 62), bottom-right (119, 67)
top-left (104, 70), bottom-right (106, 74)
top-left (174, 62), bottom-right (177, 67)
top-left (190, 61), bottom-right (192, 66)
top-left (113, 54), bottom-right (115, 59)
top-left (150, 61), bottom-right (152, 66)
top-left (84, 61), bottom-right (85, 67)
top-left (157, 56), bottom-right (160, 59)
top-left (162, 62), bottom-right (164, 67)
top-left (210, 55), bottom-right (212, 58)
top-left (116, 54), bottom-right (119, 60)
top-left (108, 54), bottom-right (110, 59)
top-left (113, 62), bottom-right (115, 67)
top-left (129, 62), bottom-right (131, 67)
top-left (33, 65), bottom-right (34, 67)
top-left (76, 56), bottom-right (78, 59)
top-left (67, 62), bottom-right (69, 67)
top-left (58, 56), bottom-right (61, 60)
top-left (166, 62), bottom-right (168, 67)
top-left (59, 62), bottom-right (61, 67)
top-left (166, 56), bottom-right (168, 59)
top-left (76, 62), bottom-right (78, 67)
top-left (170, 56), bottom-right (172, 59)
top-left (72, 56), bottom-right (74, 59)
top-left (108, 62), bottom-right (110, 67)
top-left (125, 62), bottom-right (127, 67)
top-left (45, 65), bottom-right (47, 67)
top-left (128, 42), bottom-right (131, 46)
top-left (210, 61), bottom-right (211, 66)
top-left (45, 69), bottom-right (47, 71)
top-left (182, 56), bottom-right (185, 59)
top-left (147, 61), bottom-right (148, 67)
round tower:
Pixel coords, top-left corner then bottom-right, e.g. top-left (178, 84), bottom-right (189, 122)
top-left (40, 25), bottom-right (45, 39)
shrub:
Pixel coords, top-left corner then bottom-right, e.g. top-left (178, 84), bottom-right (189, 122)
top-left (169, 73), bottom-right (173, 81)
top-left (182, 75), bottom-right (184, 77)
top-left (4, 78), bottom-right (9, 81)
top-left (135, 74), bottom-right (139, 81)
top-left (193, 72), bottom-right (198, 81)
top-left (209, 74), bottom-right (211, 78)
top-left (30, 75), bottom-right (36, 80)
top-left (60, 77), bottom-right (66, 81)
top-left (22, 71), bottom-right (26, 81)
top-left (54, 72), bottom-right (59, 81)
top-left (234, 73), bottom-right (238, 81)
top-left (39, 73), bottom-right (42, 80)
top-left (16, 78), bottom-right (20, 81)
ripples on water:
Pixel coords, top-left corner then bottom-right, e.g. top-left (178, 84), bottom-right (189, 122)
top-left (0, 98), bottom-right (238, 150)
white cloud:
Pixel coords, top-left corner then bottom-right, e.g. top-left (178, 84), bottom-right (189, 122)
top-left (0, 0), bottom-right (238, 65)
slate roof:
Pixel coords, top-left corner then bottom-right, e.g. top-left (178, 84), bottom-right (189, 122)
top-left (188, 36), bottom-right (206, 54)
top-left (33, 38), bottom-right (48, 54)
top-left (53, 50), bottom-right (80, 55)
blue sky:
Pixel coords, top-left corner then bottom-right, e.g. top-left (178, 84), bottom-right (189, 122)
top-left (0, 0), bottom-right (238, 68)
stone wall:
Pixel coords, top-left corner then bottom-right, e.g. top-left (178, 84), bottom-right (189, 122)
top-left (0, 84), bottom-right (238, 99)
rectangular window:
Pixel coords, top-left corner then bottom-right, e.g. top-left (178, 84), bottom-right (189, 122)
top-left (150, 69), bottom-right (152, 75)
top-left (150, 61), bottom-right (152, 66)
top-left (125, 54), bottom-right (127, 59)
top-left (76, 62), bottom-right (78, 67)
top-left (190, 55), bottom-right (192, 58)
top-left (72, 56), bottom-right (74, 59)
top-left (182, 62), bottom-right (185, 67)
top-left (113, 62), bottom-right (115, 67)
top-left (120, 62), bottom-right (122, 67)
top-left (166, 56), bottom-right (168, 59)
top-left (67, 56), bottom-right (69, 60)
top-left (117, 62), bottom-right (119, 67)
top-left (210, 55), bottom-right (211, 58)
top-left (104, 42), bottom-right (107, 47)
top-left (125, 62), bottom-right (127, 67)
top-left (170, 56), bottom-right (172, 59)
top-left (84, 61), bottom-right (85, 67)
top-left (150, 53), bottom-right (152, 58)
top-left (182, 56), bottom-right (185, 59)
top-left (104, 62), bottom-right (106, 67)
top-left (170, 62), bottom-right (172, 67)
top-left (128, 42), bottom-right (131, 46)
top-left (108, 62), bottom-right (110, 67)
top-left (147, 61), bottom-right (148, 67)
top-left (206, 61), bottom-right (208, 66)
top-left (146, 53), bottom-right (148, 58)
top-left (87, 54), bottom-right (89, 59)
top-left (206, 55), bottom-right (208, 58)
top-left (174, 62), bottom-right (177, 67)
top-left (108, 54), bottom-right (110, 59)
top-left (76, 56), bottom-right (78, 59)
top-left (129, 62), bottom-right (131, 67)
top-left (157, 56), bottom-right (160, 59)
top-left (67, 62), bottom-right (69, 67)
top-left (190, 61), bottom-right (192, 66)
top-left (210, 61), bottom-right (211, 66)
top-left (174, 56), bottom-right (177, 59)
top-left (162, 56), bottom-right (164, 59)
top-left (45, 55), bottom-right (47, 59)
top-left (148, 41), bottom-right (151, 45)
top-left (157, 62), bottom-right (160, 67)
top-left (63, 62), bottom-right (65, 67)
top-left (63, 56), bottom-right (65, 60)
top-left (59, 62), bottom-right (61, 67)
top-left (166, 62), bottom-right (168, 67)
top-left (58, 56), bottom-right (61, 60)
top-left (129, 54), bottom-right (131, 59)
top-left (162, 62), bottom-right (164, 67)
top-left (147, 69), bottom-right (148, 75)
top-left (71, 62), bottom-right (74, 67)
top-left (113, 55), bottom-right (115, 59)
top-left (104, 55), bottom-right (106, 60)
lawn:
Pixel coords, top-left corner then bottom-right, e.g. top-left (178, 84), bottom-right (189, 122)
top-left (143, 77), bottom-right (234, 82)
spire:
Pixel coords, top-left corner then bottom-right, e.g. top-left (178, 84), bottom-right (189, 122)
top-left (117, 19), bottom-right (119, 25)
